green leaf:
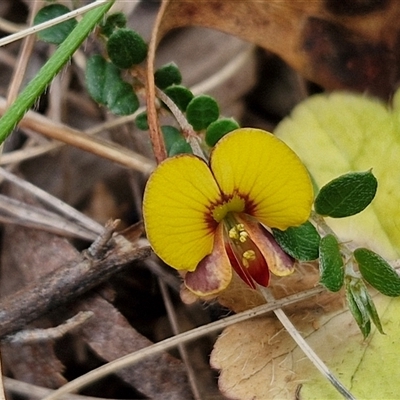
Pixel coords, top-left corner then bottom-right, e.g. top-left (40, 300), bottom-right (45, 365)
top-left (354, 248), bottom-right (400, 297)
top-left (164, 85), bottom-right (194, 112)
top-left (275, 91), bottom-right (400, 259)
top-left (205, 118), bottom-right (240, 147)
top-left (86, 55), bottom-right (117, 104)
top-left (107, 28), bottom-right (147, 69)
top-left (345, 279), bottom-right (371, 338)
top-left (34, 4), bottom-right (77, 45)
top-left (186, 95), bottom-right (219, 131)
top-left (135, 111), bottom-right (148, 130)
top-left (358, 282), bottom-right (384, 333)
top-left (272, 221), bottom-right (320, 261)
top-left (319, 234), bottom-right (344, 292)
top-left (161, 125), bottom-right (192, 155)
top-left (99, 12), bottom-right (127, 37)
top-left (86, 55), bottom-right (138, 115)
top-left (0, 0), bottom-right (114, 144)
top-left (106, 81), bottom-right (139, 116)
top-left (155, 63), bottom-right (182, 90)
top-left (314, 170), bottom-right (377, 218)
top-left (161, 126), bottom-right (182, 153)
top-left (169, 139), bottom-right (193, 156)
top-left (300, 294), bottom-right (400, 398)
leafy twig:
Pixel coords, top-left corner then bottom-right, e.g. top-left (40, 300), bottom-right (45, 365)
top-left (0, 0), bottom-right (112, 48)
top-left (0, 0), bottom-right (114, 143)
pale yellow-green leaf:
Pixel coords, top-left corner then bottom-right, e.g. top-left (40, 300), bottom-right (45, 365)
top-left (301, 294), bottom-right (400, 399)
top-left (275, 91), bottom-right (400, 260)
top-left (211, 290), bottom-right (400, 399)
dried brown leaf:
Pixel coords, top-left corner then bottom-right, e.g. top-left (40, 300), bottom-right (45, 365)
top-left (0, 183), bottom-right (191, 398)
top-left (153, 0), bottom-right (400, 98)
top-left (210, 290), bottom-right (348, 399)
top-left (0, 185), bottom-right (77, 387)
top-left (73, 294), bottom-right (192, 400)
top-left (2, 342), bottom-right (67, 389)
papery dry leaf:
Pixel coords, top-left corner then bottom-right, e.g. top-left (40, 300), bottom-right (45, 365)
top-left (153, 0), bottom-right (400, 99)
top-left (2, 341), bottom-right (67, 389)
top-left (0, 183), bottom-right (191, 398)
top-left (74, 293), bottom-right (192, 400)
top-left (211, 290), bottom-right (400, 399)
top-left (0, 184), bottom-right (78, 387)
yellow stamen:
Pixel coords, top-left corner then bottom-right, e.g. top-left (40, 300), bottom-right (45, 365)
top-left (243, 250), bottom-right (256, 260)
top-left (239, 231), bottom-right (248, 242)
top-left (228, 227), bottom-right (239, 240)
top-left (241, 250), bottom-right (256, 268)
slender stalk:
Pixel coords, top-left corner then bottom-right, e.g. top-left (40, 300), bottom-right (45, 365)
top-left (261, 288), bottom-right (356, 400)
top-left (0, 350), bottom-right (5, 400)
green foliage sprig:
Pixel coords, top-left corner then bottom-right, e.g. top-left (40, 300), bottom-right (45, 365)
top-left (0, 0), bottom-right (114, 143)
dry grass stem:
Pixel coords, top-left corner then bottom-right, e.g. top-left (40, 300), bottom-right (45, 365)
top-left (4, 377), bottom-right (117, 400)
top-left (0, 167), bottom-right (103, 235)
top-left (6, 1), bottom-right (41, 106)
top-left (158, 278), bottom-right (203, 400)
top-left (0, 194), bottom-right (98, 240)
top-left (42, 286), bottom-right (326, 399)
top-left (0, 97), bottom-right (155, 173)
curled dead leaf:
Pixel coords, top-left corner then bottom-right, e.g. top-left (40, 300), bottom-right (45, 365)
top-left (152, 0), bottom-right (400, 98)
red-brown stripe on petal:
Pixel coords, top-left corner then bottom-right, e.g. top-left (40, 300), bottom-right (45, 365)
top-left (226, 231), bottom-right (270, 288)
top-left (237, 215), bottom-right (294, 277)
top-left (225, 243), bottom-right (257, 289)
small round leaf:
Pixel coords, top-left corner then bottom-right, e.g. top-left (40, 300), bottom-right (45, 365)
top-left (272, 221), bottom-right (320, 261)
top-left (86, 55), bottom-right (138, 115)
top-left (319, 234), bottom-right (344, 292)
top-left (354, 248), bottom-right (400, 297)
top-left (161, 125), bottom-right (183, 152)
top-left (86, 55), bottom-right (119, 104)
top-left (164, 85), bottom-right (194, 112)
top-left (186, 95), bottom-right (219, 131)
top-left (314, 170), bottom-right (377, 218)
top-left (169, 139), bottom-right (193, 156)
top-left (106, 81), bottom-right (139, 116)
top-left (205, 118), bottom-right (240, 147)
top-left (135, 111), bottom-right (149, 130)
top-left (34, 4), bottom-right (77, 45)
top-left (155, 63), bottom-right (182, 89)
top-left (107, 28), bottom-right (147, 69)
top-left (99, 12), bottom-right (127, 37)
top-left (161, 126), bottom-right (192, 156)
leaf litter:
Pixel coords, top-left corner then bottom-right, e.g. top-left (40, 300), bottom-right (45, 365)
top-left (2, 0), bottom-right (400, 399)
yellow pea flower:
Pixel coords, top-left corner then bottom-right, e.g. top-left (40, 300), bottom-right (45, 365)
top-left (143, 128), bottom-right (313, 296)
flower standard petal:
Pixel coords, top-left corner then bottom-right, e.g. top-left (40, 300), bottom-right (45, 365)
top-left (210, 128), bottom-right (313, 230)
top-left (143, 155), bottom-right (222, 271)
top-left (185, 224), bottom-right (232, 296)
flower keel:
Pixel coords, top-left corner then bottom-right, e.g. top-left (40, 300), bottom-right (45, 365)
top-left (185, 224), bottom-right (232, 296)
